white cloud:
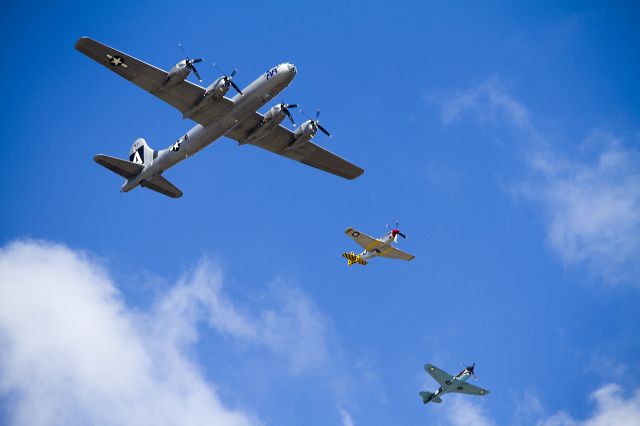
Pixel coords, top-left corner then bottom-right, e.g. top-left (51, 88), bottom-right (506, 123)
top-left (525, 145), bottom-right (640, 283)
top-left (440, 396), bottom-right (495, 426)
top-left (0, 240), bottom-right (330, 425)
top-left (156, 262), bottom-right (329, 373)
top-left (339, 407), bottom-right (355, 426)
top-left (434, 79), bottom-right (640, 285)
top-left (537, 384), bottom-right (640, 426)
top-left (511, 390), bottom-right (546, 426)
top-left (435, 77), bottom-right (530, 129)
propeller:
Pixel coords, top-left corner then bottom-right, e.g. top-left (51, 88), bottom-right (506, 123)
top-left (279, 100), bottom-right (298, 126)
top-left (213, 63), bottom-right (243, 95)
top-left (301, 109), bottom-right (331, 137)
top-left (391, 221), bottom-right (407, 239)
top-left (178, 43), bottom-right (204, 82)
top-left (467, 362), bottom-right (477, 379)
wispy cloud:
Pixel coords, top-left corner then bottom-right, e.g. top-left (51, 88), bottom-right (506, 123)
top-left (536, 384), bottom-right (640, 426)
top-left (433, 79), bottom-right (640, 285)
top-left (0, 240), bottom-right (332, 425)
top-left (439, 396), bottom-right (495, 426)
top-left (158, 261), bottom-right (329, 374)
top-left (524, 144), bottom-right (640, 283)
top-left (436, 77), bottom-right (530, 129)
top-left (435, 384), bottom-right (640, 426)
top-left (339, 407), bottom-right (355, 426)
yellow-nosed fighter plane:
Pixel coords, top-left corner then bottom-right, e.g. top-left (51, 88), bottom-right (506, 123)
top-left (342, 225), bottom-right (415, 266)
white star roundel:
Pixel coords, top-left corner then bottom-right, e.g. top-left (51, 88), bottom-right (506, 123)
top-left (105, 53), bottom-right (128, 68)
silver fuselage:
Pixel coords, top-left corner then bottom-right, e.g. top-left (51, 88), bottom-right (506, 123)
top-left (122, 63), bottom-right (296, 192)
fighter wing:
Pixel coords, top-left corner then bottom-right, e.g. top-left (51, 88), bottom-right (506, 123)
top-left (75, 37), bottom-right (233, 125)
top-left (226, 112), bottom-right (364, 180)
top-left (450, 382), bottom-right (490, 396)
top-left (378, 245), bottom-right (415, 261)
top-left (424, 364), bottom-right (454, 386)
top-left (344, 227), bottom-right (384, 251)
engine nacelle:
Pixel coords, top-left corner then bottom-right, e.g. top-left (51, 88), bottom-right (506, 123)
top-left (205, 77), bottom-right (230, 99)
top-left (284, 120), bottom-right (318, 150)
top-left (166, 60), bottom-right (191, 84)
top-left (293, 120), bottom-right (317, 140)
top-left (261, 104), bottom-right (286, 126)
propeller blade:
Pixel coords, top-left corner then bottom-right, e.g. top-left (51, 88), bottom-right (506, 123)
top-left (191, 58), bottom-right (204, 64)
top-left (230, 68), bottom-right (237, 77)
top-left (285, 103), bottom-right (298, 109)
top-left (283, 108), bottom-right (295, 126)
top-left (299, 109), bottom-right (311, 120)
top-left (178, 43), bottom-right (187, 57)
top-left (230, 80), bottom-right (243, 95)
top-left (317, 123), bottom-right (331, 137)
top-left (191, 64), bottom-right (202, 82)
top-left (315, 109), bottom-right (320, 120)
top-left (398, 232), bottom-right (407, 239)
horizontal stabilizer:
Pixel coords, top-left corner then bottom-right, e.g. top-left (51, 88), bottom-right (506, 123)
top-left (142, 175), bottom-right (183, 198)
top-left (342, 252), bottom-right (367, 266)
top-left (419, 391), bottom-right (442, 404)
top-left (94, 154), bottom-right (143, 179)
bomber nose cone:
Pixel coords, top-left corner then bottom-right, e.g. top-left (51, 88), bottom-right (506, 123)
top-left (288, 63), bottom-right (297, 74)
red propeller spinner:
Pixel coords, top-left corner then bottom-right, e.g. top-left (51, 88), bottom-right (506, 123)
top-left (390, 222), bottom-right (407, 240)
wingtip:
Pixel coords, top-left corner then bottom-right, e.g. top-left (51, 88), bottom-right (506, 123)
top-left (74, 36), bottom-right (91, 50)
top-left (347, 168), bottom-right (365, 180)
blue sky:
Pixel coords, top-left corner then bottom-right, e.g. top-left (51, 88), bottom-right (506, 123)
top-left (1, 1), bottom-right (639, 425)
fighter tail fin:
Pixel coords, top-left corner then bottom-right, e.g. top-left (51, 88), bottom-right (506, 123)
top-left (342, 252), bottom-right (367, 266)
top-left (419, 391), bottom-right (442, 404)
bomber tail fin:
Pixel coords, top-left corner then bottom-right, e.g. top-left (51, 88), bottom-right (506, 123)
top-left (129, 138), bottom-right (155, 166)
top-left (342, 252), bottom-right (367, 266)
top-left (94, 137), bottom-right (155, 178)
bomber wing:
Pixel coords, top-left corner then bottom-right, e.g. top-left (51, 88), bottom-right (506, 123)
top-left (424, 364), bottom-right (454, 386)
top-left (345, 227), bottom-right (384, 251)
top-left (75, 37), bottom-right (232, 125)
top-left (378, 245), bottom-right (415, 261)
top-left (450, 382), bottom-right (490, 396)
top-left (226, 112), bottom-right (364, 180)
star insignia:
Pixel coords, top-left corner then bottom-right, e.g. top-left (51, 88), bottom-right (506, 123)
top-left (105, 53), bottom-right (128, 68)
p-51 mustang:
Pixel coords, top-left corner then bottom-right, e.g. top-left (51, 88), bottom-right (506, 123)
top-left (419, 363), bottom-right (489, 405)
top-left (342, 225), bottom-right (415, 266)
top-left (75, 37), bottom-right (363, 198)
